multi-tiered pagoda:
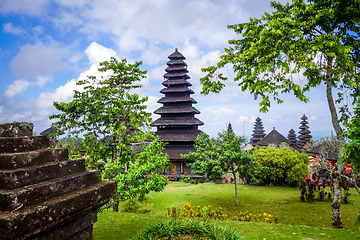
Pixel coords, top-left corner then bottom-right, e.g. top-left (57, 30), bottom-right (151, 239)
top-left (298, 114), bottom-right (312, 149)
top-left (288, 128), bottom-right (300, 151)
top-left (250, 117), bottom-right (266, 146)
top-left (151, 49), bottom-right (204, 177)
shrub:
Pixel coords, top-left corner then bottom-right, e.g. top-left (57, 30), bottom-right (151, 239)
top-left (132, 219), bottom-right (243, 240)
top-left (120, 198), bottom-right (153, 214)
top-left (253, 147), bottom-right (309, 186)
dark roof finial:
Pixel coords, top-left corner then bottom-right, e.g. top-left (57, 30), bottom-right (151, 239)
top-left (175, 48), bottom-right (178, 52)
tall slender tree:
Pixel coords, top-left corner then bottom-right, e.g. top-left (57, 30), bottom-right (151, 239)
top-left (50, 57), bottom-right (169, 211)
top-left (182, 131), bottom-right (258, 206)
top-left (200, 0), bottom-right (359, 228)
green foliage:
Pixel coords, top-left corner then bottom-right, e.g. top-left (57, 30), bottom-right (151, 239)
top-left (166, 202), bottom-right (228, 221)
top-left (120, 198), bottom-right (153, 214)
top-left (19, 122), bottom-right (33, 131)
top-left (132, 219), bottom-right (243, 240)
top-left (343, 97), bottom-right (360, 170)
top-left (102, 138), bottom-right (169, 201)
top-left (182, 131), bottom-right (259, 183)
top-left (181, 174), bottom-right (205, 184)
top-left (253, 147), bottom-right (309, 185)
top-left (232, 211), bottom-right (278, 224)
top-left (49, 57), bottom-right (169, 202)
top-left (182, 130), bottom-right (260, 205)
top-left (201, 0), bottom-right (359, 111)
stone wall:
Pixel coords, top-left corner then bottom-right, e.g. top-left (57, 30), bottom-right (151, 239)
top-left (0, 122), bottom-right (116, 240)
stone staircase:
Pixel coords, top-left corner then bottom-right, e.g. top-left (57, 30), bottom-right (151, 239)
top-left (0, 122), bottom-right (116, 240)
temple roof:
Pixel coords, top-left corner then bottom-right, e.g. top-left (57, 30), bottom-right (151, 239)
top-left (257, 128), bottom-right (289, 146)
top-left (154, 106), bottom-right (200, 114)
top-left (158, 96), bottom-right (197, 104)
top-left (156, 131), bottom-right (202, 142)
top-left (40, 127), bottom-right (64, 136)
top-left (160, 87), bottom-right (194, 94)
top-left (162, 79), bottom-right (192, 86)
top-left (151, 118), bottom-right (204, 126)
top-left (168, 49), bottom-right (186, 59)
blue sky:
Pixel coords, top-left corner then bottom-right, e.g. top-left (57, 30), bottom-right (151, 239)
top-left (0, 0), bottom-right (336, 139)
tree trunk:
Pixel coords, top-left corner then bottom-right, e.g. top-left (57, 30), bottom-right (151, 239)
top-left (113, 200), bottom-right (119, 212)
top-left (325, 58), bottom-right (346, 228)
top-left (331, 163), bottom-right (344, 228)
top-left (232, 168), bottom-right (238, 206)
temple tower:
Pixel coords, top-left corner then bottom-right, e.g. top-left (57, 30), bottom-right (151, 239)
top-left (151, 49), bottom-right (204, 177)
top-left (227, 122), bottom-right (233, 133)
top-left (250, 117), bottom-right (266, 146)
top-left (288, 128), bottom-right (300, 150)
top-left (298, 114), bottom-right (312, 149)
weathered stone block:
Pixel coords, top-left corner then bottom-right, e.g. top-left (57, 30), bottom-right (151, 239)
top-left (0, 159), bottom-right (86, 190)
top-left (0, 148), bottom-right (69, 170)
top-left (0, 122), bottom-right (33, 138)
top-left (0, 181), bottom-right (116, 238)
top-left (0, 170), bottom-right (101, 211)
top-left (0, 122), bottom-right (116, 240)
top-left (30, 211), bottom-right (97, 240)
top-left (0, 136), bottom-right (49, 153)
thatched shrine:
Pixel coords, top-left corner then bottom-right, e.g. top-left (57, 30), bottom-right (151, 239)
top-left (151, 49), bottom-right (204, 177)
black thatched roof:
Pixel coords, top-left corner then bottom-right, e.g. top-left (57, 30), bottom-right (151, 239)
top-left (151, 118), bottom-right (204, 126)
top-left (40, 127), bottom-right (64, 136)
top-left (156, 131), bottom-right (202, 142)
top-left (307, 144), bottom-right (339, 161)
top-left (162, 79), bottom-right (192, 86)
top-left (154, 106), bottom-right (200, 114)
top-left (257, 128), bottom-right (289, 146)
top-left (168, 49), bottom-right (186, 59)
top-left (160, 87), bottom-right (194, 94)
top-left (158, 96), bottom-right (197, 104)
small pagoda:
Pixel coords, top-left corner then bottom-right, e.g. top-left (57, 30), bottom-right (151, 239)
top-left (250, 117), bottom-right (266, 146)
top-left (151, 49), bottom-right (204, 177)
top-left (288, 128), bottom-right (300, 151)
top-left (298, 114), bottom-right (312, 149)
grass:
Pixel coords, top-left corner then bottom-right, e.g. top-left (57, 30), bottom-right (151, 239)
top-left (94, 182), bottom-right (360, 239)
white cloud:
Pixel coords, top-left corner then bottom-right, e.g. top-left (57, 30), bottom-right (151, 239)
top-left (0, 0), bottom-right (49, 16)
top-left (2, 23), bottom-right (27, 35)
top-left (85, 42), bottom-right (117, 65)
top-left (238, 115), bottom-right (248, 123)
top-left (4, 80), bottom-right (30, 97)
top-left (310, 116), bottom-right (317, 120)
top-left (10, 40), bottom-right (69, 78)
top-left (32, 25), bottom-right (44, 35)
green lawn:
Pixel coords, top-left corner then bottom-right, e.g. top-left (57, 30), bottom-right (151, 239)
top-left (94, 182), bottom-right (360, 239)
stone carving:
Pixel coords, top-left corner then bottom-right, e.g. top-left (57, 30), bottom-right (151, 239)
top-left (0, 122), bottom-right (116, 240)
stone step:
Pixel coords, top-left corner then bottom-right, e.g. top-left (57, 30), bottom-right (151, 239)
top-left (0, 148), bottom-right (69, 170)
top-left (0, 180), bottom-right (117, 239)
top-left (0, 136), bottom-right (50, 153)
top-left (0, 122), bottom-right (33, 137)
top-left (0, 159), bottom-right (85, 190)
top-left (0, 170), bottom-right (101, 211)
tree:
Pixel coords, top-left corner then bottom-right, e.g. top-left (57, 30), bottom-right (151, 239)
top-left (252, 147), bottom-right (309, 186)
top-left (181, 131), bottom-right (259, 206)
top-left (49, 57), bottom-right (169, 211)
top-left (200, 0), bottom-right (359, 228)
top-left (342, 97), bottom-right (360, 195)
